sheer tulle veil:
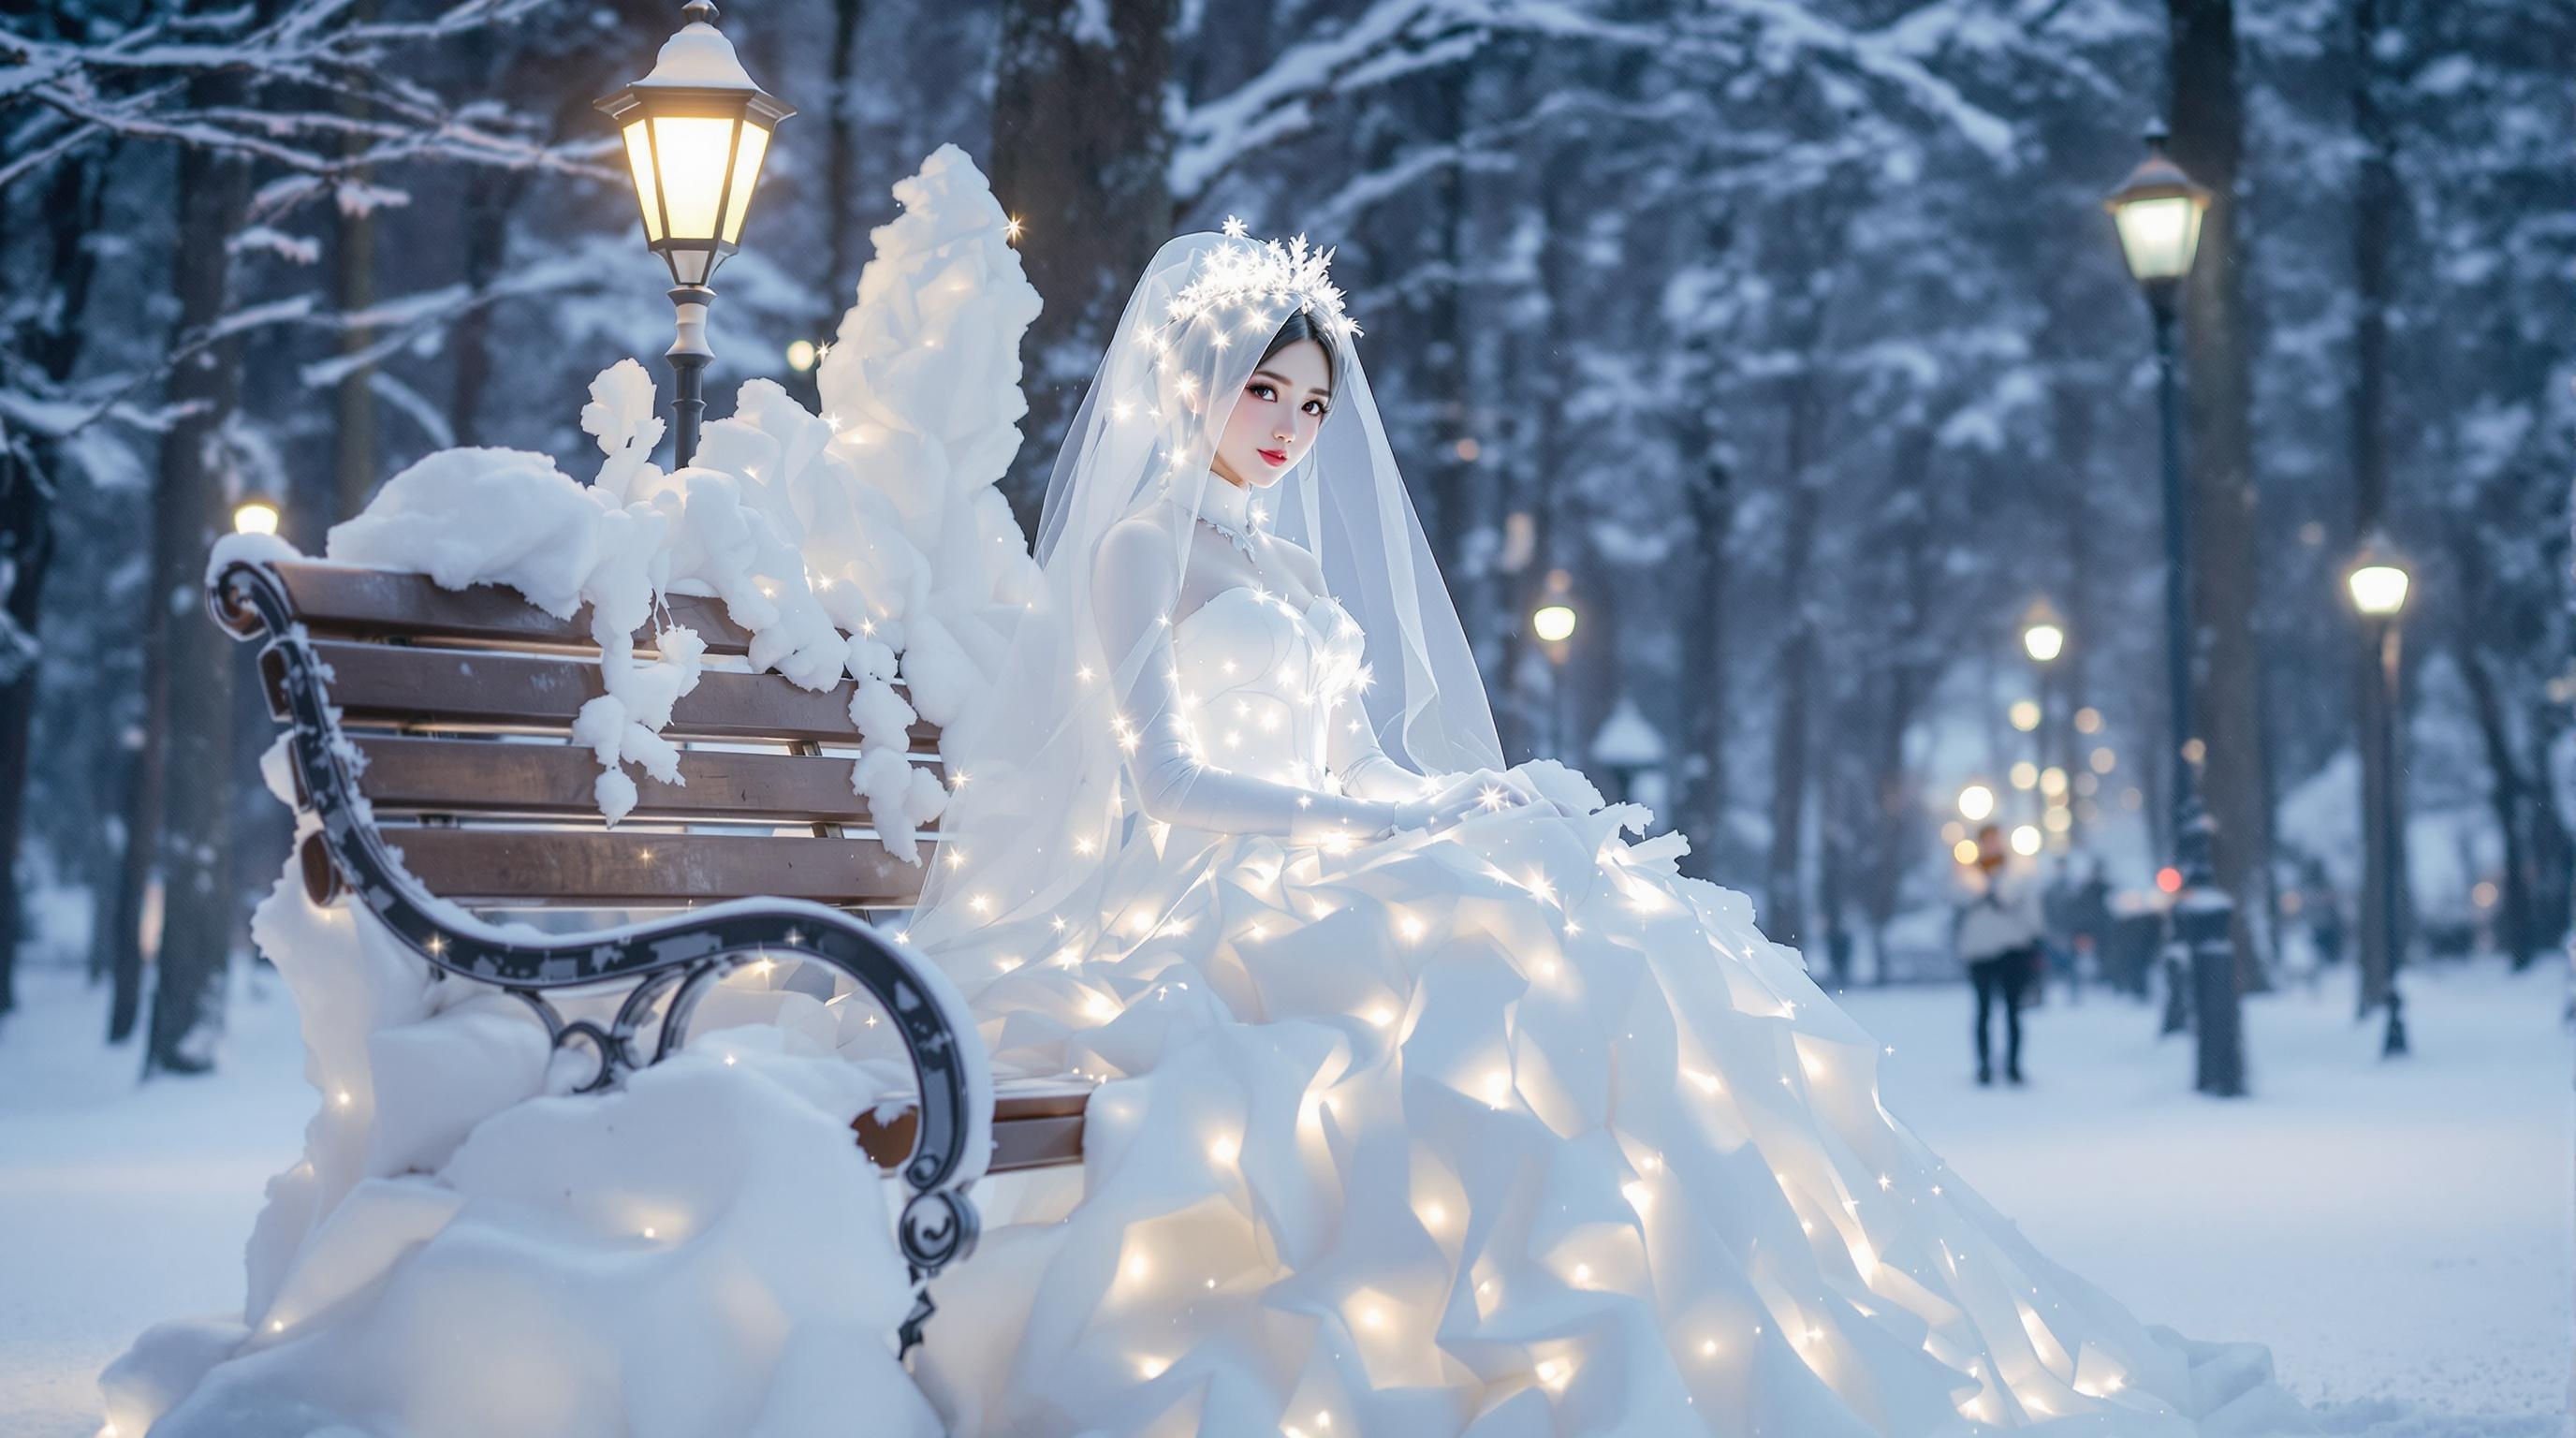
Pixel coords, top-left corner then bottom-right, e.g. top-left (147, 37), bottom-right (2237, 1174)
top-left (908, 227), bottom-right (1502, 975)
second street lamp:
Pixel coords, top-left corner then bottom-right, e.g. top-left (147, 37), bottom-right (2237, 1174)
top-left (2107, 121), bottom-right (2244, 1096)
top-left (1531, 573), bottom-right (1579, 756)
top-left (2021, 597), bottom-right (2067, 843)
top-left (596, 0), bottom-right (795, 470)
top-left (2347, 536), bottom-right (2412, 1057)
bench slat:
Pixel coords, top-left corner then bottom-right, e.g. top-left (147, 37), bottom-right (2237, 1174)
top-left (283, 640), bottom-right (941, 751)
top-left (854, 1091), bottom-right (1089, 1176)
top-left (386, 828), bottom-right (933, 906)
top-left (271, 560), bottom-right (763, 654)
top-left (352, 735), bottom-right (940, 826)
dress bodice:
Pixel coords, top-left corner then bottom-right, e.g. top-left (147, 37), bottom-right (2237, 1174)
top-left (1169, 586), bottom-right (1368, 792)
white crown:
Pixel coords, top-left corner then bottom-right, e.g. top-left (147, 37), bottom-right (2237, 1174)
top-left (1163, 217), bottom-right (1361, 339)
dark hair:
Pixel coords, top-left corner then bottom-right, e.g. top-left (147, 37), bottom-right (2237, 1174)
top-left (1258, 310), bottom-right (1339, 395)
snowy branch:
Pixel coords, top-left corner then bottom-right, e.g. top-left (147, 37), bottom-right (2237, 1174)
top-left (1174, 0), bottom-right (2026, 209)
top-left (0, 0), bottom-right (615, 201)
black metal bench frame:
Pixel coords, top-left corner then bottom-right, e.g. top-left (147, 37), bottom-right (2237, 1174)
top-left (209, 555), bottom-right (987, 1352)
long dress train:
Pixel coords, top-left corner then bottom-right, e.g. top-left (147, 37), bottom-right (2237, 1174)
top-left (903, 584), bottom-right (2306, 1437)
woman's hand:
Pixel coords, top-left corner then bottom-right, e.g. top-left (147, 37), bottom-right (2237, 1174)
top-left (1456, 766), bottom-right (1585, 820)
top-left (1372, 770), bottom-right (1531, 838)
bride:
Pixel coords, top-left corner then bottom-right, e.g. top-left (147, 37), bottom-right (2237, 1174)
top-left (899, 224), bottom-right (2305, 1436)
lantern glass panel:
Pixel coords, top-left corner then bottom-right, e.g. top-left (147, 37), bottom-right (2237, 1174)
top-left (621, 120), bottom-right (665, 242)
top-left (2113, 194), bottom-right (2203, 284)
top-left (2348, 564), bottom-right (2409, 617)
top-left (650, 113), bottom-right (744, 241)
top-left (721, 121), bottom-right (771, 243)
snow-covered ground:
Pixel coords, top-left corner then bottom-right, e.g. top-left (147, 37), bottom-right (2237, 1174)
top-left (1842, 960), bottom-right (2572, 1435)
top-left (0, 955), bottom-right (2564, 1437)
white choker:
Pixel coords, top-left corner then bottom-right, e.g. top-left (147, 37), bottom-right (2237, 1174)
top-left (1191, 481), bottom-right (1265, 562)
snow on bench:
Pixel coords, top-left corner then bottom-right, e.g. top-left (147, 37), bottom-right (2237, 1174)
top-left (209, 552), bottom-right (1088, 1351)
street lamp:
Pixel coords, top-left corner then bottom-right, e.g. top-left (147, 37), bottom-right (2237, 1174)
top-left (231, 491), bottom-right (282, 536)
top-left (2347, 534), bottom-right (2411, 1057)
top-left (596, 0), bottom-right (795, 470)
top-left (2021, 599), bottom-right (2067, 664)
top-left (2107, 120), bottom-right (2242, 1095)
top-left (1530, 570), bottom-right (1579, 754)
top-left (2019, 596), bottom-right (2067, 838)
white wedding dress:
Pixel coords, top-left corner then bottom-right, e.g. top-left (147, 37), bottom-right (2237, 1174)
top-left (901, 229), bottom-right (2305, 1437)
top-left (910, 512), bottom-right (2294, 1438)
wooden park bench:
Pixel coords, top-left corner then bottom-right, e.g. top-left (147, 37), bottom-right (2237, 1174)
top-left (207, 553), bottom-right (1088, 1351)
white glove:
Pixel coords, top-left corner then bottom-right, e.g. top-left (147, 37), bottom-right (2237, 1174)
top-left (1374, 770), bottom-right (1534, 838)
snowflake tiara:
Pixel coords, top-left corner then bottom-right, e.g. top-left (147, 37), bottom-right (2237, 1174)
top-left (1160, 216), bottom-right (1361, 341)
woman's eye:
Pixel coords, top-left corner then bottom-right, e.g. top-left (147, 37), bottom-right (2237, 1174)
top-left (1248, 383), bottom-right (1277, 402)
top-left (1304, 401), bottom-right (1327, 418)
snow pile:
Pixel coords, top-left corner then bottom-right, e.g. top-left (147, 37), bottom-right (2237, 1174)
top-left (98, 853), bottom-right (941, 1438)
top-left (103, 144), bottom-right (1045, 1435)
top-left (326, 141), bottom-right (1042, 857)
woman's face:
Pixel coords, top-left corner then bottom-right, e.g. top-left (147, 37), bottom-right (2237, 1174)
top-left (1210, 337), bottom-right (1332, 489)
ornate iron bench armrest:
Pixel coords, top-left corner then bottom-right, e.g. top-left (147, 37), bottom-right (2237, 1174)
top-left (209, 556), bottom-right (993, 1352)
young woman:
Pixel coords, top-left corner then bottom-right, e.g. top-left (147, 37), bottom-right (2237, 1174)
top-left (902, 226), bottom-right (2305, 1436)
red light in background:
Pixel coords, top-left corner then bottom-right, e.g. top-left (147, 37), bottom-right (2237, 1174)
top-left (2155, 866), bottom-right (2183, 894)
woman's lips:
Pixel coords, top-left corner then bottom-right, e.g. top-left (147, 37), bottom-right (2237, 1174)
top-left (1257, 448), bottom-right (1288, 467)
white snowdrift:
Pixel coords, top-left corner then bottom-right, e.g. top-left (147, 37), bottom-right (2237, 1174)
top-left (120, 145), bottom-right (1039, 1436)
top-left (321, 141), bottom-right (1041, 854)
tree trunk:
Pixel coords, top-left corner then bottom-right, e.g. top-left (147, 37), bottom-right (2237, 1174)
top-left (1861, 448), bottom-right (1938, 983)
top-left (2168, 0), bottom-right (2272, 991)
top-left (1425, 66), bottom-right (1477, 580)
top-left (331, 0), bottom-right (379, 521)
top-left (106, 714), bottom-right (156, 1043)
top-left (446, 170), bottom-right (518, 450)
top-left (1763, 372), bottom-right (1824, 948)
top-left (1, 127), bottom-right (107, 1010)
top-left (139, 72), bottom-right (256, 1077)
top-left (2454, 642), bottom-right (2549, 967)
top-left (1677, 453), bottom-right (1733, 882)
top-left (0, 441), bottom-right (46, 1018)
top-left (988, 0), bottom-right (1177, 527)
top-left (2347, 0), bottom-right (2409, 1008)
top-left (819, 0), bottom-right (868, 333)
top-left (330, 206), bottom-right (377, 516)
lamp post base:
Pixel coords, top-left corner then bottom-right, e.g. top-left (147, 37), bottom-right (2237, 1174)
top-left (2381, 987), bottom-right (2408, 1057)
top-left (2173, 800), bottom-right (2246, 1096)
top-left (2184, 890), bottom-right (2244, 1095)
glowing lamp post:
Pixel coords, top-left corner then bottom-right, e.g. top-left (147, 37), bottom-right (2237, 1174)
top-left (595, 0), bottom-right (794, 469)
top-left (2105, 126), bottom-right (2210, 309)
top-left (2020, 599), bottom-right (2066, 664)
top-left (2019, 598), bottom-right (2067, 841)
top-left (1530, 573), bottom-right (1580, 755)
top-left (2347, 548), bottom-right (2409, 620)
top-left (2106, 121), bottom-right (2240, 1093)
top-left (2347, 536), bottom-right (2411, 1057)
top-left (231, 492), bottom-right (282, 536)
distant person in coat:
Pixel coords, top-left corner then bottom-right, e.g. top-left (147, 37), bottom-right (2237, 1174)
top-left (1956, 824), bottom-right (2043, 1085)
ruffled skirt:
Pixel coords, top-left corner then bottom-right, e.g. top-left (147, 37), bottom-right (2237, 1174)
top-left (909, 770), bottom-right (2308, 1437)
